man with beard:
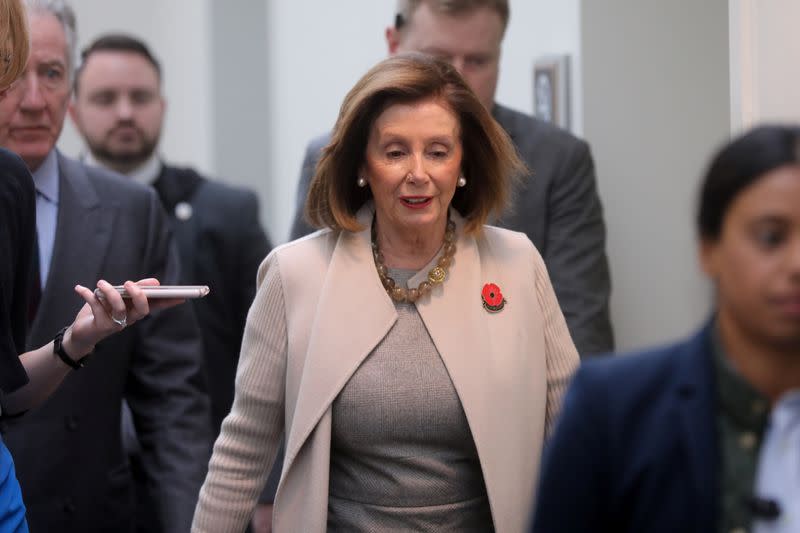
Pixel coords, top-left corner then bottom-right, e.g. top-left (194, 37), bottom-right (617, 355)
top-left (69, 33), bottom-right (272, 531)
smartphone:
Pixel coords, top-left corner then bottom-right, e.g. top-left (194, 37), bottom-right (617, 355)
top-left (94, 285), bottom-right (210, 299)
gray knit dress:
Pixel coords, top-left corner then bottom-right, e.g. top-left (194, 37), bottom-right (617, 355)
top-left (327, 269), bottom-right (494, 532)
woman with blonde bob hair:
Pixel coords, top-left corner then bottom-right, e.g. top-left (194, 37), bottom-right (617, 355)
top-left (193, 53), bottom-right (579, 533)
top-left (0, 0), bottom-right (28, 91)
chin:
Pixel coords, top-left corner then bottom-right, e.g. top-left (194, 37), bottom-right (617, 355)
top-left (18, 147), bottom-right (51, 166)
top-left (401, 211), bottom-right (444, 226)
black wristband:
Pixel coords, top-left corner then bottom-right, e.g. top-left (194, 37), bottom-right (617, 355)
top-left (53, 326), bottom-right (90, 370)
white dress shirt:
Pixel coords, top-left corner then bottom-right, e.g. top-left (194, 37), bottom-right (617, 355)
top-left (754, 390), bottom-right (800, 533)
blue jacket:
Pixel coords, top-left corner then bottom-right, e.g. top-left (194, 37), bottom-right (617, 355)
top-left (531, 323), bottom-right (719, 532)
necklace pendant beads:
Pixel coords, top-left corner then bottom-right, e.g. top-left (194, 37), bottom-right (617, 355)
top-left (372, 218), bottom-right (457, 303)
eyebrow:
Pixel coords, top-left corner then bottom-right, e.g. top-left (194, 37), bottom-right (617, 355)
top-left (378, 132), bottom-right (457, 145)
top-left (37, 59), bottom-right (66, 69)
top-left (750, 215), bottom-right (789, 225)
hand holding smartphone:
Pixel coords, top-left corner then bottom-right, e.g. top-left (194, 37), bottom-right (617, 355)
top-left (94, 285), bottom-right (210, 300)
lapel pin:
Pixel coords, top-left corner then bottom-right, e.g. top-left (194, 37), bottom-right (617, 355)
top-left (481, 282), bottom-right (506, 313)
top-left (175, 201), bottom-right (193, 221)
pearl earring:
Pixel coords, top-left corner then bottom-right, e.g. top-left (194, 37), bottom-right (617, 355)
top-left (357, 176), bottom-right (367, 188)
top-left (457, 175), bottom-right (467, 187)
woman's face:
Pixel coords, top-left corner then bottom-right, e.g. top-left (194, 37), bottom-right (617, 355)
top-left (701, 164), bottom-right (800, 349)
top-left (362, 97), bottom-right (462, 239)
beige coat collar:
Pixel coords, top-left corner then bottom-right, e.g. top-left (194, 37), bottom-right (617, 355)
top-left (284, 205), bottom-right (494, 461)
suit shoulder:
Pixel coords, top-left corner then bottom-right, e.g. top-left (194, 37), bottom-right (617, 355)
top-left (494, 103), bottom-right (588, 152)
top-left (0, 148), bottom-right (31, 178)
top-left (261, 229), bottom-right (336, 282)
top-left (197, 176), bottom-right (259, 205)
top-left (475, 225), bottom-right (552, 284)
top-left (576, 338), bottom-right (694, 399)
top-left (307, 132), bottom-right (332, 154)
top-left (0, 149), bottom-right (33, 199)
top-left (165, 164), bottom-right (260, 206)
top-left (480, 224), bottom-right (540, 258)
top-left (481, 224), bottom-right (532, 245)
top-left (274, 228), bottom-right (336, 260)
top-left (75, 159), bottom-right (158, 201)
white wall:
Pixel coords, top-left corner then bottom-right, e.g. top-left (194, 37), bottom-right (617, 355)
top-left (581, 0), bottom-right (730, 351)
top-left (499, 1), bottom-right (582, 134)
top-left (262, 2), bottom-right (386, 242)
top-left (729, 0), bottom-right (800, 132)
top-left (58, 0), bottom-right (214, 173)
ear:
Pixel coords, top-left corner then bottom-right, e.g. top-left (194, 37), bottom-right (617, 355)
top-left (67, 100), bottom-right (81, 129)
top-left (385, 26), bottom-right (401, 55)
top-left (698, 237), bottom-right (719, 278)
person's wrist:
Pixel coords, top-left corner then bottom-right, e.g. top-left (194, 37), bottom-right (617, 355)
top-left (61, 325), bottom-right (95, 361)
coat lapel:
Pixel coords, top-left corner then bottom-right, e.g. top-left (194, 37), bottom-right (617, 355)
top-left (412, 214), bottom-right (531, 530)
top-left (30, 154), bottom-right (114, 344)
top-left (412, 214), bottom-right (495, 452)
top-left (153, 166), bottom-right (202, 282)
top-left (284, 207), bottom-right (397, 466)
top-left (675, 324), bottom-right (718, 530)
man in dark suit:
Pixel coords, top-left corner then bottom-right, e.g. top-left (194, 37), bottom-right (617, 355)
top-left (68, 33), bottom-right (272, 532)
top-left (0, 3), bottom-right (211, 532)
top-left (290, 0), bottom-right (614, 357)
top-left (69, 33), bottom-right (272, 438)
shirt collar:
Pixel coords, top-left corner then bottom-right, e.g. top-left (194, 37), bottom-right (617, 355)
top-left (31, 149), bottom-right (59, 204)
top-left (712, 320), bottom-right (770, 429)
top-left (83, 151), bottom-right (163, 185)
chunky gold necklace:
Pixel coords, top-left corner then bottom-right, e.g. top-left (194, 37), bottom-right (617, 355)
top-left (371, 218), bottom-right (457, 303)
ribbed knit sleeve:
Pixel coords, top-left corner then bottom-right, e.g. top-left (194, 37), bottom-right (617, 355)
top-left (192, 253), bottom-right (288, 532)
top-left (533, 251), bottom-right (580, 437)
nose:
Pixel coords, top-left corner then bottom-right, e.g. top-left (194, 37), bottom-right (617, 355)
top-left (116, 97), bottom-right (133, 120)
top-left (449, 56), bottom-right (466, 76)
top-left (406, 153), bottom-right (430, 184)
top-left (18, 74), bottom-right (46, 112)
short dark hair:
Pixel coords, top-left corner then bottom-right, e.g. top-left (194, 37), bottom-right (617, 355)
top-left (305, 52), bottom-right (525, 235)
top-left (74, 33), bottom-right (161, 93)
top-left (698, 124), bottom-right (800, 241)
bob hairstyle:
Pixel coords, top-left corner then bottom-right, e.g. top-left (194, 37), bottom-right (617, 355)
top-left (305, 52), bottom-right (526, 236)
top-left (698, 124), bottom-right (800, 241)
top-left (0, 0), bottom-right (29, 90)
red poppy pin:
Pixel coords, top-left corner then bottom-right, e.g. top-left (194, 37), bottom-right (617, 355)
top-left (481, 282), bottom-right (506, 313)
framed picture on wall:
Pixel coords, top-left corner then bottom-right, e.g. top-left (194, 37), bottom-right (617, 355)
top-left (533, 54), bottom-right (571, 129)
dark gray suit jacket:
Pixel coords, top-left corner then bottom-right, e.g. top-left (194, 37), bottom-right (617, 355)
top-left (153, 164), bottom-right (272, 434)
top-left (290, 103), bottom-right (614, 356)
top-left (3, 152), bottom-right (212, 533)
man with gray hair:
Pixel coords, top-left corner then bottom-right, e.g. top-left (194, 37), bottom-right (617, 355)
top-left (0, 1), bottom-right (212, 532)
